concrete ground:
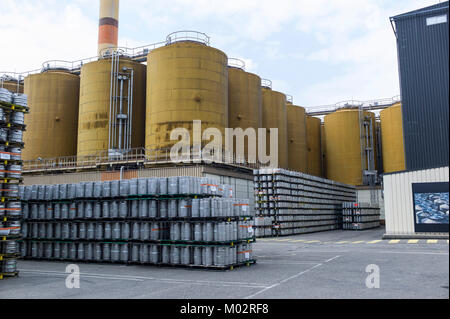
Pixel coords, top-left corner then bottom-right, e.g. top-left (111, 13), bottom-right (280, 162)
top-left (1, 227), bottom-right (448, 299)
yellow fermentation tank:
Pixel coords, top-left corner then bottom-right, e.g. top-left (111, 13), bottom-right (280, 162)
top-left (146, 41), bottom-right (228, 153)
top-left (1, 81), bottom-right (24, 94)
top-left (380, 102), bottom-right (406, 173)
top-left (77, 57), bottom-right (146, 157)
top-left (228, 66), bottom-right (262, 162)
top-left (287, 103), bottom-right (307, 172)
top-left (321, 123), bottom-right (327, 178)
top-left (261, 88), bottom-right (288, 168)
top-left (324, 108), bottom-right (377, 185)
top-left (306, 116), bottom-right (322, 177)
top-left (23, 70), bottom-right (80, 160)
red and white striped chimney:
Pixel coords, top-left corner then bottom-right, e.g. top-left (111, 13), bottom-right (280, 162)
top-left (98, 0), bottom-right (120, 57)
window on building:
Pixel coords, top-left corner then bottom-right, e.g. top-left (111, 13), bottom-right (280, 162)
top-left (426, 14), bottom-right (448, 26)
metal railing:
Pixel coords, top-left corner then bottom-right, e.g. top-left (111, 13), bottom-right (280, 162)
top-left (22, 147), bottom-right (262, 172)
top-left (228, 58), bottom-right (246, 70)
top-left (261, 79), bottom-right (272, 89)
top-left (286, 95), bottom-right (293, 104)
top-left (166, 31), bottom-right (210, 46)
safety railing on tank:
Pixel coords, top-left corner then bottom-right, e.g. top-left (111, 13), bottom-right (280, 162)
top-left (166, 31), bottom-right (210, 46)
top-left (22, 147), bottom-right (262, 172)
top-left (228, 58), bottom-right (246, 70)
top-left (261, 79), bottom-right (272, 89)
top-left (286, 95), bottom-right (294, 104)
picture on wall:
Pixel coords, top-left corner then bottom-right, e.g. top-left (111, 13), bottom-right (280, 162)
top-left (412, 182), bottom-right (449, 233)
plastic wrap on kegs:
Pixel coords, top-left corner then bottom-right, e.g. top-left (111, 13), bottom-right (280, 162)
top-left (76, 182), bottom-right (85, 199)
top-left (129, 179), bottom-right (138, 196)
top-left (131, 244), bottom-right (139, 262)
top-left (45, 203), bottom-right (53, 220)
top-left (168, 177), bottom-right (178, 195)
top-left (140, 244), bottom-right (149, 263)
top-left (9, 147), bottom-right (22, 161)
top-left (102, 201), bottom-right (110, 218)
top-left (12, 93), bottom-right (28, 107)
top-left (119, 201), bottom-right (127, 218)
top-left (181, 246), bottom-right (190, 265)
top-left (0, 88), bottom-right (12, 103)
top-left (140, 223), bottom-right (150, 241)
top-left (194, 223), bottom-right (202, 242)
top-left (67, 183), bottom-right (76, 199)
top-left (60, 243), bottom-right (69, 259)
top-left (54, 223), bottom-right (61, 239)
top-left (69, 243), bottom-right (77, 260)
top-left (51, 184), bottom-right (59, 200)
top-left (95, 223), bottom-right (103, 240)
top-left (170, 223), bottom-right (181, 241)
top-left (102, 181), bottom-right (111, 198)
top-left (131, 222), bottom-right (140, 240)
top-left (178, 199), bottom-right (190, 218)
top-left (150, 245), bottom-right (159, 264)
top-left (85, 243), bottom-right (93, 261)
top-left (103, 243), bottom-right (111, 261)
top-left (181, 222), bottom-right (191, 241)
top-left (104, 222), bottom-right (112, 239)
top-left (111, 244), bottom-right (120, 262)
top-left (121, 222), bottom-right (130, 239)
top-left (93, 181), bottom-right (102, 198)
top-left (94, 243), bottom-right (102, 261)
top-left (119, 244), bottom-right (128, 262)
top-left (110, 180), bottom-right (119, 197)
top-left (137, 178), bottom-right (147, 195)
top-left (130, 200), bottom-right (138, 218)
top-left (193, 247), bottom-right (202, 266)
top-left (191, 199), bottom-right (200, 218)
top-left (202, 247), bottom-right (214, 266)
top-left (148, 178), bottom-right (158, 195)
top-left (54, 242), bottom-right (61, 259)
top-left (159, 200), bottom-right (168, 218)
top-left (84, 182), bottom-right (94, 198)
top-left (77, 243), bottom-right (85, 260)
top-left (149, 200), bottom-right (157, 218)
top-left (170, 246), bottom-right (180, 264)
top-left (78, 223), bottom-right (86, 239)
top-left (59, 184), bottom-right (68, 200)
top-left (61, 203), bottom-right (69, 219)
top-left (110, 201), bottom-right (119, 218)
top-left (61, 223), bottom-right (70, 239)
top-left (168, 199), bottom-right (177, 218)
top-left (87, 223), bottom-right (95, 240)
top-left (139, 199), bottom-right (148, 218)
top-left (158, 178), bottom-right (168, 195)
top-left (119, 180), bottom-right (129, 197)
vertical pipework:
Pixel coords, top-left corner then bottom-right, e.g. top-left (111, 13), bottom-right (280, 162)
top-left (98, 0), bottom-right (119, 57)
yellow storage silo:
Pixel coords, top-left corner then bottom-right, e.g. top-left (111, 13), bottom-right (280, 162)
top-left (306, 116), bottom-right (322, 177)
top-left (77, 57), bottom-right (146, 157)
top-left (1, 80), bottom-right (24, 94)
top-left (262, 88), bottom-right (288, 168)
top-left (380, 103), bottom-right (406, 173)
top-left (23, 70), bottom-right (80, 160)
top-left (228, 66), bottom-right (262, 163)
top-left (287, 103), bottom-right (307, 172)
top-left (324, 108), bottom-right (377, 186)
top-left (321, 123), bottom-right (327, 178)
top-left (146, 41), bottom-right (228, 154)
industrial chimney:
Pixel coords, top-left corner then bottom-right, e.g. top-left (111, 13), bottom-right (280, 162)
top-left (98, 0), bottom-right (120, 57)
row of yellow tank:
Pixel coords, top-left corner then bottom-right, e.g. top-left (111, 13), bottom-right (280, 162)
top-left (21, 41), bottom-right (405, 185)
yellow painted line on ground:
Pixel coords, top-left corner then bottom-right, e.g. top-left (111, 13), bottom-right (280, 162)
top-left (367, 240), bottom-right (382, 244)
top-left (304, 240), bottom-right (321, 244)
top-left (291, 240), bottom-right (306, 243)
top-left (335, 241), bottom-right (349, 244)
top-left (427, 240), bottom-right (438, 244)
top-left (408, 240), bottom-right (419, 244)
top-left (352, 241), bottom-right (365, 244)
top-left (274, 239), bottom-right (293, 242)
top-left (389, 240), bottom-right (401, 244)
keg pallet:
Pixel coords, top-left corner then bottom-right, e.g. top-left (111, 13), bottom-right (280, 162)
top-left (128, 259), bottom-right (257, 271)
top-left (1, 196), bottom-right (21, 202)
top-left (0, 253), bottom-right (20, 260)
top-left (0, 271), bottom-right (19, 280)
top-left (0, 122), bottom-right (26, 131)
top-left (0, 100), bottom-right (29, 113)
top-left (1, 235), bottom-right (22, 241)
top-left (1, 177), bottom-right (24, 183)
top-left (21, 194), bottom-right (227, 203)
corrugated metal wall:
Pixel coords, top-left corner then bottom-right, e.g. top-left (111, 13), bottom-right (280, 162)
top-left (384, 166), bottom-right (449, 236)
top-left (393, 2), bottom-right (449, 171)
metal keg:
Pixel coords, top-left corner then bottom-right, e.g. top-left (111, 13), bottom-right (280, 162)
top-left (149, 200), bottom-right (157, 218)
top-left (129, 179), bottom-right (138, 196)
top-left (170, 223), bottom-right (181, 241)
top-left (21, 222), bottom-right (28, 238)
top-left (138, 199), bottom-right (148, 218)
top-left (44, 242), bottom-right (53, 259)
top-left (119, 180), bottom-right (129, 197)
top-left (85, 202), bottom-right (93, 219)
top-left (46, 223), bottom-right (53, 239)
top-left (51, 184), bottom-right (59, 200)
top-left (102, 201), bottom-right (110, 218)
top-left (93, 181), bottom-right (102, 198)
top-left (78, 223), bottom-right (86, 239)
top-left (181, 223), bottom-right (191, 241)
top-left (85, 243), bottom-right (93, 261)
top-left (68, 203), bottom-right (76, 219)
top-left (193, 247), bottom-right (202, 266)
top-left (61, 223), bottom-right (70, 239)
top-left (44, 185), bottom-right (52, 201)
top-left (112, 222), bottom-right (121, 240)
top-left (103, 243), bottom-right (111, 261)
top-left (178, 199), bottom-right (189, 218)
top-left (76, 202), bottom-right (84, 219)
top-left (59, 184), bottom-right (68, 199)
top-left (12, 93), bottom-right (28, 107)
top-left (168, 200), bottom-right (177, 218)
top-left (2, 259), bottom-right (17, 273)
top-left (86, 223), bottom-right (95, 240)
top-left (111, 244), bottom-right (120, 262)
top-left (61, 203), bottom-right (69, 219)
top-left (6, 164), bottom-right (21, 179)
top-left (93, 202), bottom-right (101, 219)
top-left (120, 244), bottom-right (129, 262)
top-left (110, 180), bottom-right (119, 198)
top-left (168, 177), bottom-right (178, 195)
top-left (104, 222), bottom-right (112, 240)
top-left (140, 222), bottom-right (150, 241)
top-left (8, 220), bottom-right (21, 235)
top-left (137, 178), bottom-right (147, 195)
top-left (5, 241), bottom-right (17, 254)
top-left (170, 246), bottom-right (181, 264)
top-left (148, 178), bottom-right (158, 195)
top-left (119, 201), bottom-right (127, 219)
top-left (194, 223), bottom-right (202, 242)
top-left (84, 182), bottom-right (94, 198)
top-left (20, 241), bottom-right (27, 257)
top-left (70, 223), bottom-right (78, 240)
top-left (121, 222), bottom-right (130, 239)
top-left (132, 222), bottom-right (140, 240)
top-left (159, 200), bottom-right (168, 218)
top-left (158, 178), bottom-right (168, 195)
top-left (61, 243), bottom-right (69, 259)
top-left (9, 130), bottom-right (23, 144)
top-left (69, 243), bottom-right (77, 260)
top-left (3, 183), bottom-right (19, 198)
top-left (191, 199), bottom-right (200, 218)
top-left (45, 203), bottom-right (53, 220)
top-left (131, 244), bottom-right (139, 262)
top-left (53, 243), bottom-right (61, 259)
top-left (181, 246), bottom-right (191, 265)
top-left (0, 88), bottom-right (13, 103)
top-left (102, 181), bottom-right (111, 198)
top-left (53, 203), bottom-right (61, 219)
top-left (140, 244), bottom-right (149, 263)
top-left (94, 243), bottom-right (102, 261)
top-left (67, 183), bottom-right (76, 199)
top-left (161, 245), bottom-right (170, 264)
top-left (6, 201), bottom-right (21, 217)
top-left (203, 247), bottom-right (214, 266)
top-left (150, 245), bottom-right (159, 264)
top-left (0, 108), bottom-right (5, 123)
top-left (150, 222), bottom-right (160, 241)
top-left (130, 200), bottom-right (138, 218)
top-left (54, 223), bottom-right (61, 239)
top-left (110, 201), bottom-right (119, 218)
top-left (0, 129), bottom-right (7, 143)
top-left (75, 182), bottom-right (85, 198)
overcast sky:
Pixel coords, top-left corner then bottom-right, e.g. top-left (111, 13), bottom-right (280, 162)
top-left (0, 0), bottom-right (442, 107)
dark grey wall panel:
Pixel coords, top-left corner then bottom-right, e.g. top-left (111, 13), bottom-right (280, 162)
top-left (392, 2), bottom-right (449, 171)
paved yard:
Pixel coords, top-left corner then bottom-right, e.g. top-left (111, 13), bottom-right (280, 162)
top-left (1, 228), bottom-right (448, 299)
